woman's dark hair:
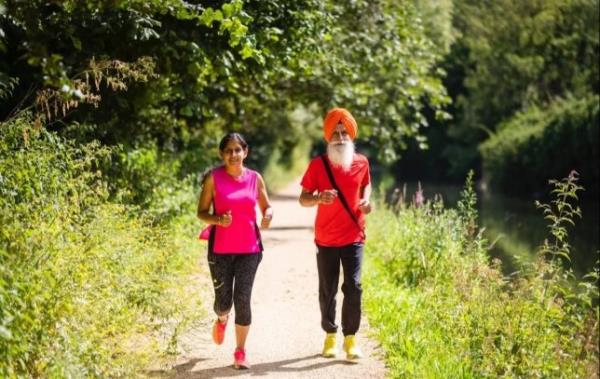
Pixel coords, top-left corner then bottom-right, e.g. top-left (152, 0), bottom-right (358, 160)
top-left (219, 132), bottom-right (248, 151)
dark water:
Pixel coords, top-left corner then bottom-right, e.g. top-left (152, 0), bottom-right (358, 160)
top-left (391, 182), bottom-right (599, 277)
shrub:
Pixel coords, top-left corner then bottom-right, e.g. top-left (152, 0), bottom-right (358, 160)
top-left (479, 95), bottom-right (599, 198)
top-left (0, 116), bottom-right (203, 377)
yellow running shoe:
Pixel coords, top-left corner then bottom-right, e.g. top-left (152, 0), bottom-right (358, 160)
top-left (322, 333), bottom-right (337, 358)
top-left (343, 335), bottom-right (363, 360)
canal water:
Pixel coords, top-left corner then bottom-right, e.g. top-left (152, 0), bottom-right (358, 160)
top-left (389, 181), bottom-right (599, 277)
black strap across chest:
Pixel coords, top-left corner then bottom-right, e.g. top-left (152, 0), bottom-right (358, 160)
top-left (320, 154), bottom-right (365, 239)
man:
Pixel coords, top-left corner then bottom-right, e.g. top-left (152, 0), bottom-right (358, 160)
top-left (299, 107), bottom-right (372, 360)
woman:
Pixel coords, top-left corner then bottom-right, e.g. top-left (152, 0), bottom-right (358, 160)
top-left (197, 133), bottom-right (273, 369)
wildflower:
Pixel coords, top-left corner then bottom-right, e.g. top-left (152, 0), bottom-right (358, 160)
top-left (413, 181), bottom-right (424, 208)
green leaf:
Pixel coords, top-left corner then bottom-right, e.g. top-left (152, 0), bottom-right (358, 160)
top-left (0, 326), bottom-right (12, 339)
top-left (240, 43), bottom-right (253, 59)
top-left (222, 3), bottom-right (233, 18)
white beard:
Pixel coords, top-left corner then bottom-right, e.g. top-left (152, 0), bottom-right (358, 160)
top-left (327, 141), bottom-right (355, 172)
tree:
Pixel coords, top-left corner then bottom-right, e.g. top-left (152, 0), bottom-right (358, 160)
top-left (0, 0), bottom-right (449, 170)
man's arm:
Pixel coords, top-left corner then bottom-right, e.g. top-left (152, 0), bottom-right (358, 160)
top-left (299, 189), bottom-right (318, 207)
top-left (358, 183), bottom-right (372, 214)
top-left (299, 188), bottom-right (338, 207)
top-left (362, 183), bottom-right (372, 202)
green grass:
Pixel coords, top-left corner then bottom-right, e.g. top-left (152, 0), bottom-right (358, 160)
top-left (363, 182), bottom-right (598, 378)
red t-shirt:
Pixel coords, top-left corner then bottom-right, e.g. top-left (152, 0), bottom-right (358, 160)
top-left (300, 154), bottom-right (371, 247)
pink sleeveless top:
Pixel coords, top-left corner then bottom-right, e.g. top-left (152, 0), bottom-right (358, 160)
top-left (212, 166), bottom-right (262, 254)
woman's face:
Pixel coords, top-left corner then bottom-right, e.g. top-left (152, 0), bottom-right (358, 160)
top-left (220, 139), bottom-right (248, 168)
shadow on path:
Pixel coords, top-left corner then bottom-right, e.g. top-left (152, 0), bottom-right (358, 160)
top-left (266, 226), bottom-right (313, 232)
top-left (151, 355), bottom-right (357, 378)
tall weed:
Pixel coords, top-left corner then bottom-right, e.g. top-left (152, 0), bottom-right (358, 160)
top-left (364, 173), bottom-right (598, 378)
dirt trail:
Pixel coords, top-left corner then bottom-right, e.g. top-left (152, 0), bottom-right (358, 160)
top-left (166, 179), bottom-right (387, 378)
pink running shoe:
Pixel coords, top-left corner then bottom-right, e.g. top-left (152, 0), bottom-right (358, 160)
top-left (212, 318), bottom-right (227, 345)
top-left (233, 348), bottom-right (250, 369)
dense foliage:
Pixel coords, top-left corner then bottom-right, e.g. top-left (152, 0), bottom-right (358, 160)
top-left (0, 115), bottom-right (202, 377)
top-left (0, 0), bottom-right (448, 170)
top-left (364, 174), bottom-right (598, 378)
top-left (397, 0), bottom-right (599, 198)
top-left (454, 0), bottom-right (598, 131)
top-left (480, 95), bottom-right (599, 196)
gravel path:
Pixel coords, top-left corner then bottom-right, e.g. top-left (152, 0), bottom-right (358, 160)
top-left (166, 179), bottom-right (387, 379)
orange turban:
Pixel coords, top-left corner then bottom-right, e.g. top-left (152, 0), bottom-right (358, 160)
top-left (323, 107), bottom-right (357, 142)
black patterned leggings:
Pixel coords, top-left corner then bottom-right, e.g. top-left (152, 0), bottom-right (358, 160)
top-left (207, 250), bottom-right (262, 326)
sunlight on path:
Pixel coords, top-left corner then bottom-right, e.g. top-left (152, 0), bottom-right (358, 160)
top-left (164, 179), bottom-right (387, 379)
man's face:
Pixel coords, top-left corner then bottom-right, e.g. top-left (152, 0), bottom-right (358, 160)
top-left (330, 123), bottom-right (350, 144)
top-left (327, 123), bottom-right (355, 171)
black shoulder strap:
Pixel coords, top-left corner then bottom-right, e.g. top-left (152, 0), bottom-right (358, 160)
top-left (320, 155), bottom-right (365, 238)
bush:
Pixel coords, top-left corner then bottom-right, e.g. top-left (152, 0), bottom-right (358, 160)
top-left (479, 95), bottom-right (599, 198)
top-left (0, 116), bottom-right (203, 377)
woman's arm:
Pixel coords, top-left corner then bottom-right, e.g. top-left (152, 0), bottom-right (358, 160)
top-left (197, 173), bottom-right (226, 226)
top-left (257, 173), bottom-right (273, 229)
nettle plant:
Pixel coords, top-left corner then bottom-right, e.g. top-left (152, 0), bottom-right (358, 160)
top-left (536, 171), bottom-right (583, 265)
top-left (535, 171), bottom-right (599, 308)
top-left (457, 170), bottom-right (478, 238)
